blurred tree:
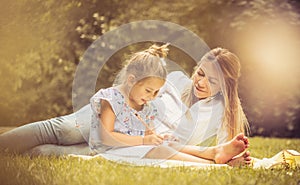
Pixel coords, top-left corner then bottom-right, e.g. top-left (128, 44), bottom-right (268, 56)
top-left (0, 0), bottom-right (125, 124)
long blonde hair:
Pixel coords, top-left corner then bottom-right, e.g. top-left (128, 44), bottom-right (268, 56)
top-left (181, 48), bottom-right (250, 140)
top-left (114, 44), bottom-right (169, 85)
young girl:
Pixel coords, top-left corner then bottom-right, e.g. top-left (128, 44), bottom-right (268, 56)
top-left (87, 44), bottom-right (168, 156)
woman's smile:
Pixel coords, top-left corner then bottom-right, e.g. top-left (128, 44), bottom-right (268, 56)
top-left (195, 84), bottom-right (206, 92)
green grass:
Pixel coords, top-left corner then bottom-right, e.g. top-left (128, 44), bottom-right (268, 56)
top-left (1, 137), bottom-right (300, 185)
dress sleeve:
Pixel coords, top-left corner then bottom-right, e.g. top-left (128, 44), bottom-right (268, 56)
top-left (90, 88), bottom-right (122, 118)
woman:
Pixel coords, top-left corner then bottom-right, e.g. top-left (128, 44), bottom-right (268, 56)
top-left (154, 47), bottom-right (250, 146)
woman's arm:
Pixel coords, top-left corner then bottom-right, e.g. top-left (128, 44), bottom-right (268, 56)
top-left (99, 100), bottom-right (163, 146)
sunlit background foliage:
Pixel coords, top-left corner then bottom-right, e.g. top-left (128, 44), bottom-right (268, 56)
top-left (0, 0), bottom-right (299, 138)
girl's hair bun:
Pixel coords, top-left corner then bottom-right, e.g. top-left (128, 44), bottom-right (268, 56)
top-left (145, 43), bottom-right (169, 58)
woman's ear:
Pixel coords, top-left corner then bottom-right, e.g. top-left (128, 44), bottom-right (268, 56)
top-left (127, 74), bottom-right (136, 86)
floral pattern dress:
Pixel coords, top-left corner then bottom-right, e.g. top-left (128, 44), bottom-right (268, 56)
top-left (88, 87), bottom-right (159, 158)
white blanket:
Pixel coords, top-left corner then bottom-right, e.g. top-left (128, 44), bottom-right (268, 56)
top-left (68, 153), bottom-right (230, 169)
top-left (68, 149), bottom-right (300, 169)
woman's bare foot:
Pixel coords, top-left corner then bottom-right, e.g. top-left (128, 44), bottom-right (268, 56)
top-left (242, 136), bottom-right (250, 148)
top-left (214, 133), bottom-right (248, 164)
top-left (227, 151), bottom-right (252, 167)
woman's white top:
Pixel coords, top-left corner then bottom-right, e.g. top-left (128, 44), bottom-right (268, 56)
top-left (153, 71), bottom-right (228, 145)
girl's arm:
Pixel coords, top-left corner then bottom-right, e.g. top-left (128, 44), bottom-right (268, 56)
top-left (100, 100), bottom-right (163, 146)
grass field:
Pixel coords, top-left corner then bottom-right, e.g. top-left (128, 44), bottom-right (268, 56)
top-left (0, 137), bottom-right (299, 185)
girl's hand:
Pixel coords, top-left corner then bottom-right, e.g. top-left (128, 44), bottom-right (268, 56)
top-left (143, 134), bottom-right (163, 145)
top-left (162, 134), bottom-right (180, 142)
top-left (145, 128), bottom-right (155, 136)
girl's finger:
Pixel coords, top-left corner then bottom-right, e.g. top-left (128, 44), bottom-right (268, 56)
top-left (154, 141), bottom-right (161, 146)
top-left (156, 134), bottom-right (164, 140)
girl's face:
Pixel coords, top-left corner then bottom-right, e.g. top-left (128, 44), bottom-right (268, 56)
top-left (192, 68), bottom-right (220, 99)
top-left (129, 77), bottom-right (165, 109)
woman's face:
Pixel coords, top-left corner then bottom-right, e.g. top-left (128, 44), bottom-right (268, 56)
top-left (192, 68), bottom-right (220, 99)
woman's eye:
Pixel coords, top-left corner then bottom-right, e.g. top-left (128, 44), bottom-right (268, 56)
top-left (209, 79), bottom-right (217, 85)
top-left (197, 71), bottom-right (205, 76)
top-left (146, 89), bottom-right (151, 93)
top-left (197, 74), bottom-right (205, 80)
top-left (209, 81), bottom-right (216, 85)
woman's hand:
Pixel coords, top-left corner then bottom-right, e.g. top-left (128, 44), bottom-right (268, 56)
top-left (143, 134), bottom-right (163, 145)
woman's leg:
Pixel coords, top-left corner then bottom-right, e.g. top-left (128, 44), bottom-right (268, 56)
top-left (144, 145), bottom-right (251, 166)
top-left (168, 133), bottom-right (249, 164)
top-left (25, 143), bottom-right (90, 156)
top-left (144, 133), bottom-right (249, 164)
top-left (226, 151), bottom-right (252, 166)
top-left (0, 119), bottom-right (62, 153)
top-left (144, 145), bottom-right (214, 164)
top-left (0, 104), bottom-right (91, 154)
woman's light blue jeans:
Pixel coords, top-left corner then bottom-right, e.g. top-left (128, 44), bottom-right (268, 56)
top-left (0, 105), bottom-right (92, 156)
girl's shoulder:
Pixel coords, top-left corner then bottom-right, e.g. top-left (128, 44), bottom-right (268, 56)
top-left (93, 87), bottom-right (124, 101)
top-left (90, 87), bottom-right (125, 115)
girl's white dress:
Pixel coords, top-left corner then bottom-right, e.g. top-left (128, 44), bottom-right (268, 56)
top-left (88, 87), bottom-right (159, 158)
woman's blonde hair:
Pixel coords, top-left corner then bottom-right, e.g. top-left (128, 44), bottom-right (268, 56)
top-left (114, 43), bottom-right (169, 85)
top-left (181, 48), bottom-right (250, 140)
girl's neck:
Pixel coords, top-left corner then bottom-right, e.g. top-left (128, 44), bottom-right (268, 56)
top-left (117, 84), bottom-right (143, 111)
